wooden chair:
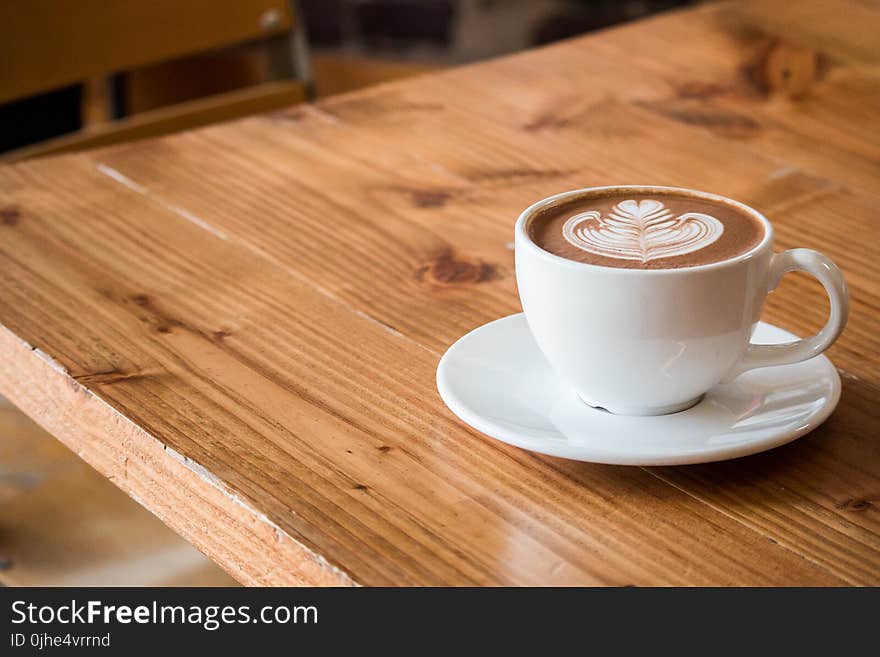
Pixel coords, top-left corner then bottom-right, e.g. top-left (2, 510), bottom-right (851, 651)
top-left (0, 0), bottom-right (311, 161)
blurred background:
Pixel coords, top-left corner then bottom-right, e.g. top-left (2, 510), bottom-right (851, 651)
top-left (0, 0), bottom-right (695, 158)
top-left (1, 0), bottom-right (692, 586)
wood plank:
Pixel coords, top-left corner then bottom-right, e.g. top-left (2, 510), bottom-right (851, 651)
top-left (92, 100), bottom-right (879, 380)
top-left (0, 0), bottom-right (293, 103)
top-left (0, 326), bottom-right (353, 587)
top-left (648, 375), bottom-right (880, 585)
top-left (0, 398), bottom-right (237, 586)
top-left (587, 0), bottom-right (880, 195)
top-left (302, 1), bottom-right (880, 196)
top-left (79, 7), bottom-right (880, 585)
top-left (123, 44), bottom-right (276, 114)
top-left (88, 113), bottom-right (880, 584)
top-left (0, 154), bottom-right (847, 585)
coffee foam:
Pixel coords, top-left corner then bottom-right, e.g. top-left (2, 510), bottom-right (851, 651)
top-left (563, 199), bottom-right (724, 263)
top-left (529, 190), bottom-right (765, 269)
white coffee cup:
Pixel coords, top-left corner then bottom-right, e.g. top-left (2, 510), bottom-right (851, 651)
top-left (515, 185), bottom-right (849, 416)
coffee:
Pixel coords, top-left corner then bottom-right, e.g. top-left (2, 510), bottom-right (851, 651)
top-left (528, 189), bottom-right (765, 269)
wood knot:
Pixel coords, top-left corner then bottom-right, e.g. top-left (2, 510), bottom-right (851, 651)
top-left (126, 293), bottom-right (185, 333)
top-left (675, 81), bottom-right (724, 99)
top-left (0, 206), bottom-right (20, 226)
top-left (743, 39), bottom-right (829, 99)
top-left (212, 329), bottom-right (232, 341)
top-left (417, 250), bottom-right (497, 286)
top-left (411, 189), bottom-right (453, 208)
top-left (377, 445), bottom-right (392, 453)
top-left (382, 185), bottom-right (457, 208)
top-left (353, 483), bottom-right (369, 491)
top-left (637, 100), bottom-right (762, 139)
top-left (835, 497), bottom-right (875, 512)
top-left (75, 368), bottom-right (147, 386)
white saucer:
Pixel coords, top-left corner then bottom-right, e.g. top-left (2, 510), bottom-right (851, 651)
top-left (436, 314), bottom-right (840, 465)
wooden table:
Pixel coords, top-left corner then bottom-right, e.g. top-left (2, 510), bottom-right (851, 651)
top-left (1, 0), bottom-right (878, 586)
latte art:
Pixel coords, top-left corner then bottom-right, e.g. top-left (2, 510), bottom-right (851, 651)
top-left (562, 199), bottom-right (724, 263)
top-left (529, 190), bottom-right (764, 269)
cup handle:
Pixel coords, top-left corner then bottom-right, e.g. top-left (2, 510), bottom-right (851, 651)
top-left (724, 248), bottom-right (849, 381)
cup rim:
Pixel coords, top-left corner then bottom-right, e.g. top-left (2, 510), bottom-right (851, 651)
top-left (515, 185), bottom-right (774, 274)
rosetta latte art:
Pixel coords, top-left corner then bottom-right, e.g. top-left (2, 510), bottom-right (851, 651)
top-left (562, 199), bottom-right (724, 263)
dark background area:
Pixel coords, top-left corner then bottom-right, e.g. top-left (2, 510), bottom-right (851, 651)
top-left (303, 0), bottom-right (691, 54)
top-left (1, 0), bottom-right (693, 155)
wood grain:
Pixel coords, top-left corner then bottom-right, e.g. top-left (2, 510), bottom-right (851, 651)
top-left (1, 0), bottom-right (878, 585)
top-left (0, 156), bottom-right (848, 586)
top-left (0, 325), bottom-right (352, 587)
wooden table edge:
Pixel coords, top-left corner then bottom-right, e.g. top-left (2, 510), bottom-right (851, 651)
top-left (0, 323), bottom-right (358, 587)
